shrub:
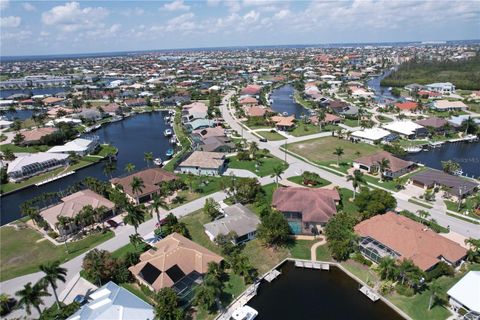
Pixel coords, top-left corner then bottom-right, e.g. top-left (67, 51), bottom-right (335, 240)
top-left (352, 252), bottom-right (372, 266)
top-left (47, 231), bottom-right (59, 239)
top-left (395, 284), bottom-right (414, 297)
top-left (425, 262), bottom-right (454, 281)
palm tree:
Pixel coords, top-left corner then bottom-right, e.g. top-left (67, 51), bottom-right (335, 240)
top-left (428, 281), bottom-right (442, 310)
top-left (347, 169), bottom-right (365, 199)
top-left (124, 163), bottom-right (136, 173)
top-left (378, 256), bottom-right (397, 280)
top-left (77, 205), bottom-right (95, 233)
top-left (103, 161), bottom-right (116, 180)
top-left (249, 141), bottom-right (259, 159)
top-left (95, 205), bottom-right (109, 228)
top-left (376, 158), bottom-right (390, 181)
top-left (124, 204), bottom-right (146, 235)
top-left (144, 152), bottom-right (154, 168)
top-left (271, 165), bottom-right (285, 188)
top-left (417, 210), bottom-right (430, 224)
top-left (130, 176), bottom-right (145, 204)
top-left (333, 147), bottom-right (344, 166)
top-left (317, 110), bottom-right (326, 130)
top-left (39, 261), bottom-right (67, 308)
top-left (151, 193), bottom-right (166, 224)
top-left (129, 233), bottom-right (144, 249)
top-left (15, 281), bottom-right (51, 316)
top-left (0, 293), bottom-right (13, 315)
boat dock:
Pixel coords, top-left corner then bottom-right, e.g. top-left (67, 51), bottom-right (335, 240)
top-left (264, 269), bottom-right (281, 282)
top-left (294, 260), bottom-right (330, 270)
top-left (35, 171), bottom-right (75, 186)
top-left (359, 285), bottom-right (380, 302)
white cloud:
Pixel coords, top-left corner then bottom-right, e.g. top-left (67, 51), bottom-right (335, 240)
top-left (41, 2), bottom-right (109, 32)
top-left (274, 9), bottom-right (290, 19)
top-left (225, 0), bottom-right (241, 12)
top-left (22, 2), bottom-right (36, 11)
top-left (0, 0), bottom-right (9, 10)
top-left (163, 0), bottom-right (190, 11)
top-left (2, 29), bottom-right (31, 41)
top-left (0, 16), bottom-right (21, 28)
top-left (243, 10), bottom-right (260, 23)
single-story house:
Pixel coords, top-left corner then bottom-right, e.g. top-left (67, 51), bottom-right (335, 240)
top-left (47, 138), bottom-right (99, 156)
top-left (184, 119), bottom-right (216, 132)
top-left (7, 152), bottom-right (69, 182)
top-left (110, 168), bottom-right (179, 204)
top-left (245, 105), bottom-right (266, 118)
top-left (448, 115), bottom-right (480, 128)
top-left (426, 82), bottom-right (455, 94)
top-left (182, 102), bottom-right (208, 123)
top-left (67, 281), bottom-right (154, 320)
top-left (192, 126), bottom-right (225, 140)
top-left (124, 98), bottom-right (147, 108)
top-left (271, 115), bottom-right (295, 131)
top-left (204, 203), bottom-right (260, 245)
top-left (351, 127), bottom-right (393, 144)
top-left (19, 127), bottom-right (58, 145)
top-left (74, 108), bottom-right (102, 121)
top-left (239, 96), bottom-right (258, 107)
top-left (394, 101), bottom-right (418, 112)
top-left (101, 103), bottom-right (122, 116)
top-left (47, 107), bottom-right (74, 118)
top-left (40, 189), bottom-right (115, 235)
top-left (129, 233), bottom-right (223, 298)
top-left (198, 136), bottom-right (235, 153)
top-left (447, 271), bottom-right (480, 315)
top-left (310, 113), bottom-right (341, 125)
top-left (272, 187), bottom-right (340, 235)
top-left (382, 120), bottom-right (427, 139)
top-left (410, 169), bottom-right (478, 200)
top-left (0, 119), bottom-right (13, 129)
top-left (177, 151), bottom-right (226, 176)
top-left (353, 151), bottom-right (416, 178)
top-left (240, 84), bottom-right (262, 96)
top-left (354, 212), bottom-right (467, 271)
top-left (430, 100), bottom-right (468, 111)
top-left (415, 117), bottom-right (449, 134)
top-left (42, 97), bottom-right (65, 106)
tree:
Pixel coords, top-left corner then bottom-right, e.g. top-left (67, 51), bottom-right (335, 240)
top-left (0, 293), bottom-right (14, 316)
top-left (1, 147), bottom-right (15, 161)
top-left (465, 238), bottom-right (480, 262)
top-left (39, 261), bottom-right (67, 308)
top-left (193, 283), bottom-right (217, 312)
top-left (378, 256), bottom-right (397, 281)
top-left (82, 249), bottom-right (118, 286)
top-left (102, 161), bottom-right (116, 180)
top-left (317, 109), bottom-right (326, 130)
top-left (270, 165), bottom-right (285, 188)
top-left (129, 233), bottom-right (144, 249)
top-left (15, 281), bottom-right (51, 316)
top-left (204, 198), bottom-right (221, 221)
top-left (76, 205), bottom-right (95, 234)
top-left (249, 141), bottom-right (259, 159)
top-left (162, 212), bottom-right (190, 238)
top-left (333, 147), bottom-right (344, 166)
top-left (346, 169), bottom-right (365, 199)
top-left (354, 188), bottom-right (397, 220)
top-left (12, 132), bottom-right (25, 145)
top-left (152, 193), bottom-right (166, 225)
top-left (124, 204), bottom-right (146, 235)
top-left (324, 212), bottom-right (357, 261)
top-left (144, 152), bottom-right (154, 168)
top-left (417, 210), bottom-right (430, 224)
top-left (376, 158), bottom-right (391, 181)
top-left (397, 259), bottom-right (423, 288)
top-left (124, 163), bottom-right (136, 173)
top-left (428, 281), bottom-right (443, 310)
top-left (130, 176), bottom-right (145, 204)
top-left (461, 116), bottom-right (478, 135)
top-left (154, 288), bottom-right (184, 320)
top-left (441, 160), bottom-right (461, 175)
top-left (257, 211), bottom-right (290, 247)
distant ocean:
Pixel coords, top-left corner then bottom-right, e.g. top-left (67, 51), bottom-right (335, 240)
top-left (2, 39), bottom-right (479, 63)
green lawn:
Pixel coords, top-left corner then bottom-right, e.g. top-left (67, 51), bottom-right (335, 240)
top-left (315, 244), bottom-right (333, 262)
top-left (376, 115), bottom-right (393, 123)
top-left (290, 122), bottom-right (321, 137)
top-left (0, 225), bottom-right (114, 281)
top-left (0, 143), bottom-right (49, 153)
top-left (249, 183), bottom-right (277, 215)
top-left (289, 240), bottom-right (315, 260)
top-left (339, 188), bottom-right (361, 217)
top-left (341, 260), bottom-right (377, 284)
top-left (445, 199), bottom-right (480, 220)
top-left (362, 174), bottom-right (399, 191)
top-left (287, 175), bottom-right (331, 188)
top-left (294, 92), bottom-right (315, 109)
top-left (286, 137), bottom-right (379, 164)
top-left (343, 118), bottom-right (360, 127)
top-left (256, 130), bottom-right (286, 141)
top-left (228, 153), bottom-right (288, 177)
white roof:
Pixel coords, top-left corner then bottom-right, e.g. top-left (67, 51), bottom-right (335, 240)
top-left (68, 281), bottom-right (154, 320)
top-left (447, 271), bottom-right (480, 313)
top-left (351, 127), bottom-right (391, 141)
top-left (382, 121), bottom-right (424, 136)
top-left (47, 138), bottom-right (94, 153)
top-left (0, 120), bottom-right (13, 126)
top-left (7, 152), bottom-right (69, 174)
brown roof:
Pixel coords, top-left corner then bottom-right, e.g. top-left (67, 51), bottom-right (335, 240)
top-left (129, 233), bottom-right (223, 291)
top-left (110, 168), bottom-right (178, 198)
top-left (21, 127), bottom-right (57, 143)
top-left (239, 96), bottom-right (258, 105)
top-left (42, 97), bottom-right (65, 105)
top-left (178, 151), bottom-right (225, 169)
top-left (271, 115), bottom-right (295, 127)
top-left (272, 187), bottom-right (339, 223)
top-left (415, 117), bottom-right (448, 129)
top-left (192, 126), bottom-right (225, 139)
top-left (354, 212), bottom-right (467, 271)
top-left (354, 151), bottom-right (414, 173)
top-left (246, 106), bottom-right (266, 117)
top-left (395, 101), bottom-right (418, 111)
top-left (240, 85), bottom-right (262, 95)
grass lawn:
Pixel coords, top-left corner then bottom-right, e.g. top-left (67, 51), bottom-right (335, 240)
top-left (315, 244), bottom-right (333, 262)
top-left (0, 226), bottom-right (114, 281)
top-left (0, 143), bottom-right (49, 153)
top-left (445, 199), bottom-right (480, 220)
top-left (286, 137), bottom-right (379, 165)
top-left (287, 175), bottom-right (331, 188)
top-left (290, 122), bottom-right (321, 137)
top-left (340, 260), bottom-right (377, 284)
top-left (256, 130), bottom-right (286, 141)
top-left (409, 198), bottom-right (434, 209)
top-left (288, 240), bottom-right (315, 260)
top-left (228, 153), bottom-right (288, 177)
top-left (362, 174), bottom-right (399, 191)
top-left (249, 183), bottom-right (277, 215)
top-left (376, 115), bottom-right (393, 123)
top-left (94, 144), bottom-right (118, 157)
top-left (397, 139), bottom-right (429, 147)
top-left (343, 118), bottom-right (360, 127)
top-left (339, 188), bottom-right (361, 217)
top-left (294, 92), bottom-right (316, 109)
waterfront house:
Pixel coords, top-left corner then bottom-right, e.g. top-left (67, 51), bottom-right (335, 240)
top-left (6, 152), bottom-right (69, 182)
top-left (354, 212), bottom-right (467, 271)
top-left (182, 102), bottom-right (208, 123)
top-left (240, 84), bottom-right (262, 97)
top-left (177, 151), bottom-right (226, 176)
top-left (351, 127), bottom-right (393, 144)
top-left (184, 118), bottom-right (216, 132)
top-left (271, 115), bottom-right (295, 131)
top-left (42, 97), bottom-right (65, 107)
top-left (129, 233), bottom-right (223, 300)
top-left (47, 107), bottom-right (74, 118)
top-left (110, 168), bottom-right (179, 204)
top-left (382, 120), bottom-right (427, 139)
top-left (47, 137), bottom-right (99, 156)
top-left (198, 136), bottom-right (235, 153)
top-left (124, 98), bottom-right (147, 108)
top-left (415, 117), bottom-right (449, 135)
top-left (425, 82), bottom-right (456, 94)
top-left (0, 119), bottom-right (13, 129)
top-left (394, 101), bottom-right (418, 112)
top-left (447, 271), bottom-right (480, 315)
top-left (245, 105), bottom-right (267, 118)
top-left (40, 189), bottom-right (115, 235)
top-left (19, 127), bottom-right (58, 146)
top-left (409, 169), bottom-right (478, 201)
top-left (272, 187), bottom-right (340, 235)
top-left (192, 126), bottom-right (225, 140)
top-left (309, 113), bottom-right (341, 126)
top-left (353, 151), bottom-right (416, 179)
top-left (239, 96), bottom-right (258, 107)
top-left (448, 115), bottom-right (480, 128)
top-left (204, 203), bottom-right (260, 244)
top-left (101, 103), bottom-right (122, 116)
top-left (67, 281), bottom-right (154, 320)
top-left (404, 83), bottom-right (425, 92)
top-left (430, 100), bottom-right (468, 112)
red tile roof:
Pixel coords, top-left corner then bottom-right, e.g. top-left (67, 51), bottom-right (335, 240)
top-left (395, 101), bottom-right (418, 111)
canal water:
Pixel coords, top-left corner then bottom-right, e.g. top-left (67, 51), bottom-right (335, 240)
top-left (1, 109), bottom-right (41, 121)
top-left (366, 69), bottom-right (400, 104)
top-left (0, 87), bottom-right (70, 99)
top-left (270, 84), bottom-right (310, 119)
top-left (404, 142), bottom-right (480, 179)
top-left (0, 111), bottom-right (173, 225)
top-left (248, 261), bottom-right (403, 320)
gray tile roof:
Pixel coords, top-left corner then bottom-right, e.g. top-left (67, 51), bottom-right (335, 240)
top-left (204, 204), bottom-right (260, 239)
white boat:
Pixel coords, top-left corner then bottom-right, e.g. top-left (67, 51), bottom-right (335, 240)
top-left (164, 115), bottom-right (170, 121)
top-left (231, 306), bottom-right (258, 320)
top-left (164, 129), bottom-right (173, 136)
top-left (282, 112), bottom-right (288, 116)
top-left (153, 158), bottom-right (163, 166)
top-left (405, 146), bottom-right (422, 153)
top-left (110, 115), bottom-right (123, 122)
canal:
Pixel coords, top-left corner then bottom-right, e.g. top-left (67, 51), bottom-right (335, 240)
top-left (248, 261), bottom-right (404, 320)
top-left (366, 69), bottom-right (400, 104)
top-left (0, 87), bottom-right (70, 99)
top-left (1, 111), bottom-right (173, 225)
top-left (270, 84), bottom-right (310, 119)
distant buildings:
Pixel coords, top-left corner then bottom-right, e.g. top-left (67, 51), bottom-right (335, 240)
top-left (425, 82), bottom-right (455, 94)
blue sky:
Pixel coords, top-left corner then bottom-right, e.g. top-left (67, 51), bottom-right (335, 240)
top-left (1, 0), bottom-right (479, 56)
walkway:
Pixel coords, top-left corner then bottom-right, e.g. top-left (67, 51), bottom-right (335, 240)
top-left (310, 238), bottom-right (327, 261)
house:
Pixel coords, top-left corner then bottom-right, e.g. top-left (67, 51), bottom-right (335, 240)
top-left (7, 152), bottom-right (69, 182)
top-left (67, 281), bottom-right (154, 320)
top-left (240, 84), bottom-right (262, 96)
top-left (447, 271), bottom-right (480, 315)
top-left (192, 126), bottom-right (225, 140)
top-left (354, 212), bottom-right (467, 271)
top-left (351, 127), bottom-right (393, 144)
top-left (198, 136), bottom-right (235, 153)
top-left (19, 127), bottom-right (58, 145)
top-left (47, 107), bottom-right (74, 118)
top-left (271, 115), bottom-right (295, 131)
top-left (415, 117), bottom-right (449, 134)
top-left (204, 203), bottom-right (260, 244)
top-left (245, 105), bottom-right (266, 118)
top-left (382, 121), bottom-right (427, 139)
top-left (239, 96), bottom-right (258, 107)
top-left (353, 151), bottom-right (416, 178)
top-left (272, 187), bottom-right (340, 235)
top-left (124, 98), bottom-right (147, 108)
top-left (129, 233), bottom-right (223, 300)
top-left (182, 102), bottom-right (208, 123)
top-left (177, 151), bottom-right (226, 176)
top-left (184, 119), bottom-right (216, 132)
top-left (101, 103), bottom-right (122, 116)
top-left (40, 189), bottom-right (115, 235)
top-left (448, 115), bottom-right (480, 128)
top-left (47, 137), bottom-right (99, 156)
top-left (42, 97), bottom-right (65, 106)
top-left (394, 101), bottom-right (418, 112)
top-left (404, 83), bottom-right (425, 92)
top-left (0, 119), bottom-right (13, 129)
top-left (110, 168), bottom-right (179, 204)
top-left (430, 100), bottom-right (468, 111)
top-left (425, 82), bottom-right (455, 94)
top-left (410, 169), bottom-right (478, 201)
top-left (74, 108), bottom-right (102, 121)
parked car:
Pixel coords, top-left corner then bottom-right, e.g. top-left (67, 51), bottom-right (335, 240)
top-left (106, 219), bottom-right (119, 228)
top-left (73, 294), bottom-right (88, 305)
top-left (259, 137), bottom-right (268, 142)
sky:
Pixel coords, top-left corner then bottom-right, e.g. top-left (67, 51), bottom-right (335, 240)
top-left (1, 0), bottom-right (479, 56)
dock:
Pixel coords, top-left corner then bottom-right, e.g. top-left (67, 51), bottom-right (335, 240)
top-left (264, 269), bottom-right (281, 282)
top-left (294, 260), bottom-right (330, 270)
top-left (35, 171), bottom-right (75, 186)
top-left (359, 285), bottom-right (380, 302)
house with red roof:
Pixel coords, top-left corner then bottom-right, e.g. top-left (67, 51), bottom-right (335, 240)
top-left (395, 101), bottom-right (418, 112)
top-left (240, 84), bottom-right (262, 97)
